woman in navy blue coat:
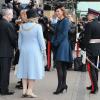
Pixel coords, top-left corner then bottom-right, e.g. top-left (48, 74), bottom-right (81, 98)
top-left (52, 5), bottom-right (72, 95)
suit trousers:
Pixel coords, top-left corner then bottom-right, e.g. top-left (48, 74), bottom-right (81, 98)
top-left (0, 57), bottom-right (12, 93)
top-left (88, 56), bottom-right (98, 90)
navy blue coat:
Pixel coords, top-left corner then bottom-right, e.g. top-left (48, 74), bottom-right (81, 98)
top-left (51, 18), bottom-right (72, 62)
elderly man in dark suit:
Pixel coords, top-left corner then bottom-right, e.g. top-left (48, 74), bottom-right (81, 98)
top-left (0, 8), bottom-right (17, 95)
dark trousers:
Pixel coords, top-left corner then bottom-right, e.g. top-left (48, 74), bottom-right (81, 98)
top-left (12, 50), bottom-right (19, 65)
top-left (88, 56), bottom-right (98, 91)
top-left (56, 61), bottom-right (67, 89)
top-left (0, 57), bottom-right (12, 93)
top-left (46, 41), bottom-right (51, 70)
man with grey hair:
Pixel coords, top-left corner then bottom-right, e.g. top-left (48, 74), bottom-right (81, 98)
top-left (0, 8), bottom-right (17, 95)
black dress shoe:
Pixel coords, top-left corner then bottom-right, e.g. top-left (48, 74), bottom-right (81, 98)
top-left (21, 94), bottom-right (27, 98)
top-left (90, 88), bottom-right (98, 94)
top-left (0, 91), bottom-right (14, 95)
top-left (86, 85), bottom-right (92, 90)
top-left (17, 80), bottom-right (22, 84)
top-left (90, 90), bottom-right (98, 94)
top-left (15, 84), bottom-right (23, 89)
top-left (45, 66), bottom-right (50, 71)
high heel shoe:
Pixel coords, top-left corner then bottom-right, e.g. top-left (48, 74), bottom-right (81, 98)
top-left (53, 85), bottom-right (63, 95)
top-left (53, 89), bottom-right (63, 95)
top-left (53, 85), bottom-right (68, 95)
top-left (61, 85), bottom-right (68, 92)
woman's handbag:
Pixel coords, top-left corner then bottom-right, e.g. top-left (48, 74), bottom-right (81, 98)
top-left (74, 57), bottom-right (82, 71)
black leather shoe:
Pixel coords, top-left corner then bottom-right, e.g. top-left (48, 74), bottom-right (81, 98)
top-left (86, 85), bottom-right (92, 90)
top-left (45, 66), bottom-right (50, 71)
top-left (21, 94), bottom-right (27, 98)
top-left (0, 91), bottom-right (14, 95)
top-left (90, 90), bottom-right (98, 94)
top-left (15, 84), bottom-right (23, 89)
top-left (90, 87), bottom-right (98, 94)
top-left (17, 80), bottom-right (22, 84)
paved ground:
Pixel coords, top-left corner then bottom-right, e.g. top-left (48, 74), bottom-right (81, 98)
top-left (0, 69), bottom-right (100, 100)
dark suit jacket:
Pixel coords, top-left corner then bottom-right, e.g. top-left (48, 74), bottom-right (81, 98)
top-left (0, 18), bottom-right (17, 57)
top-left (83, 19), bottom-right (100, 56)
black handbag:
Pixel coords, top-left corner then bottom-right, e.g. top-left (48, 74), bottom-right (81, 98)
top-left (74, 57), bottom-right (83, 71)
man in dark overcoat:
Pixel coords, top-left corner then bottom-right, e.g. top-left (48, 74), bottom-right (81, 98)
top-left (0, 8), bottom-right (17, 95)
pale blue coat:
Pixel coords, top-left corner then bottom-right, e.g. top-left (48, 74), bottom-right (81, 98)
top-left (17, 22), bottom-right (46, 80)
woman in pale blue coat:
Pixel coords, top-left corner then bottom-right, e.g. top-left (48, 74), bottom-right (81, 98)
top-left (17, 9), bottom-right (46, 98)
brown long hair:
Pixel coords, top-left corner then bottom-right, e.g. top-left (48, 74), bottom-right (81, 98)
top-left (54, 4), bottom-right (68, 17)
